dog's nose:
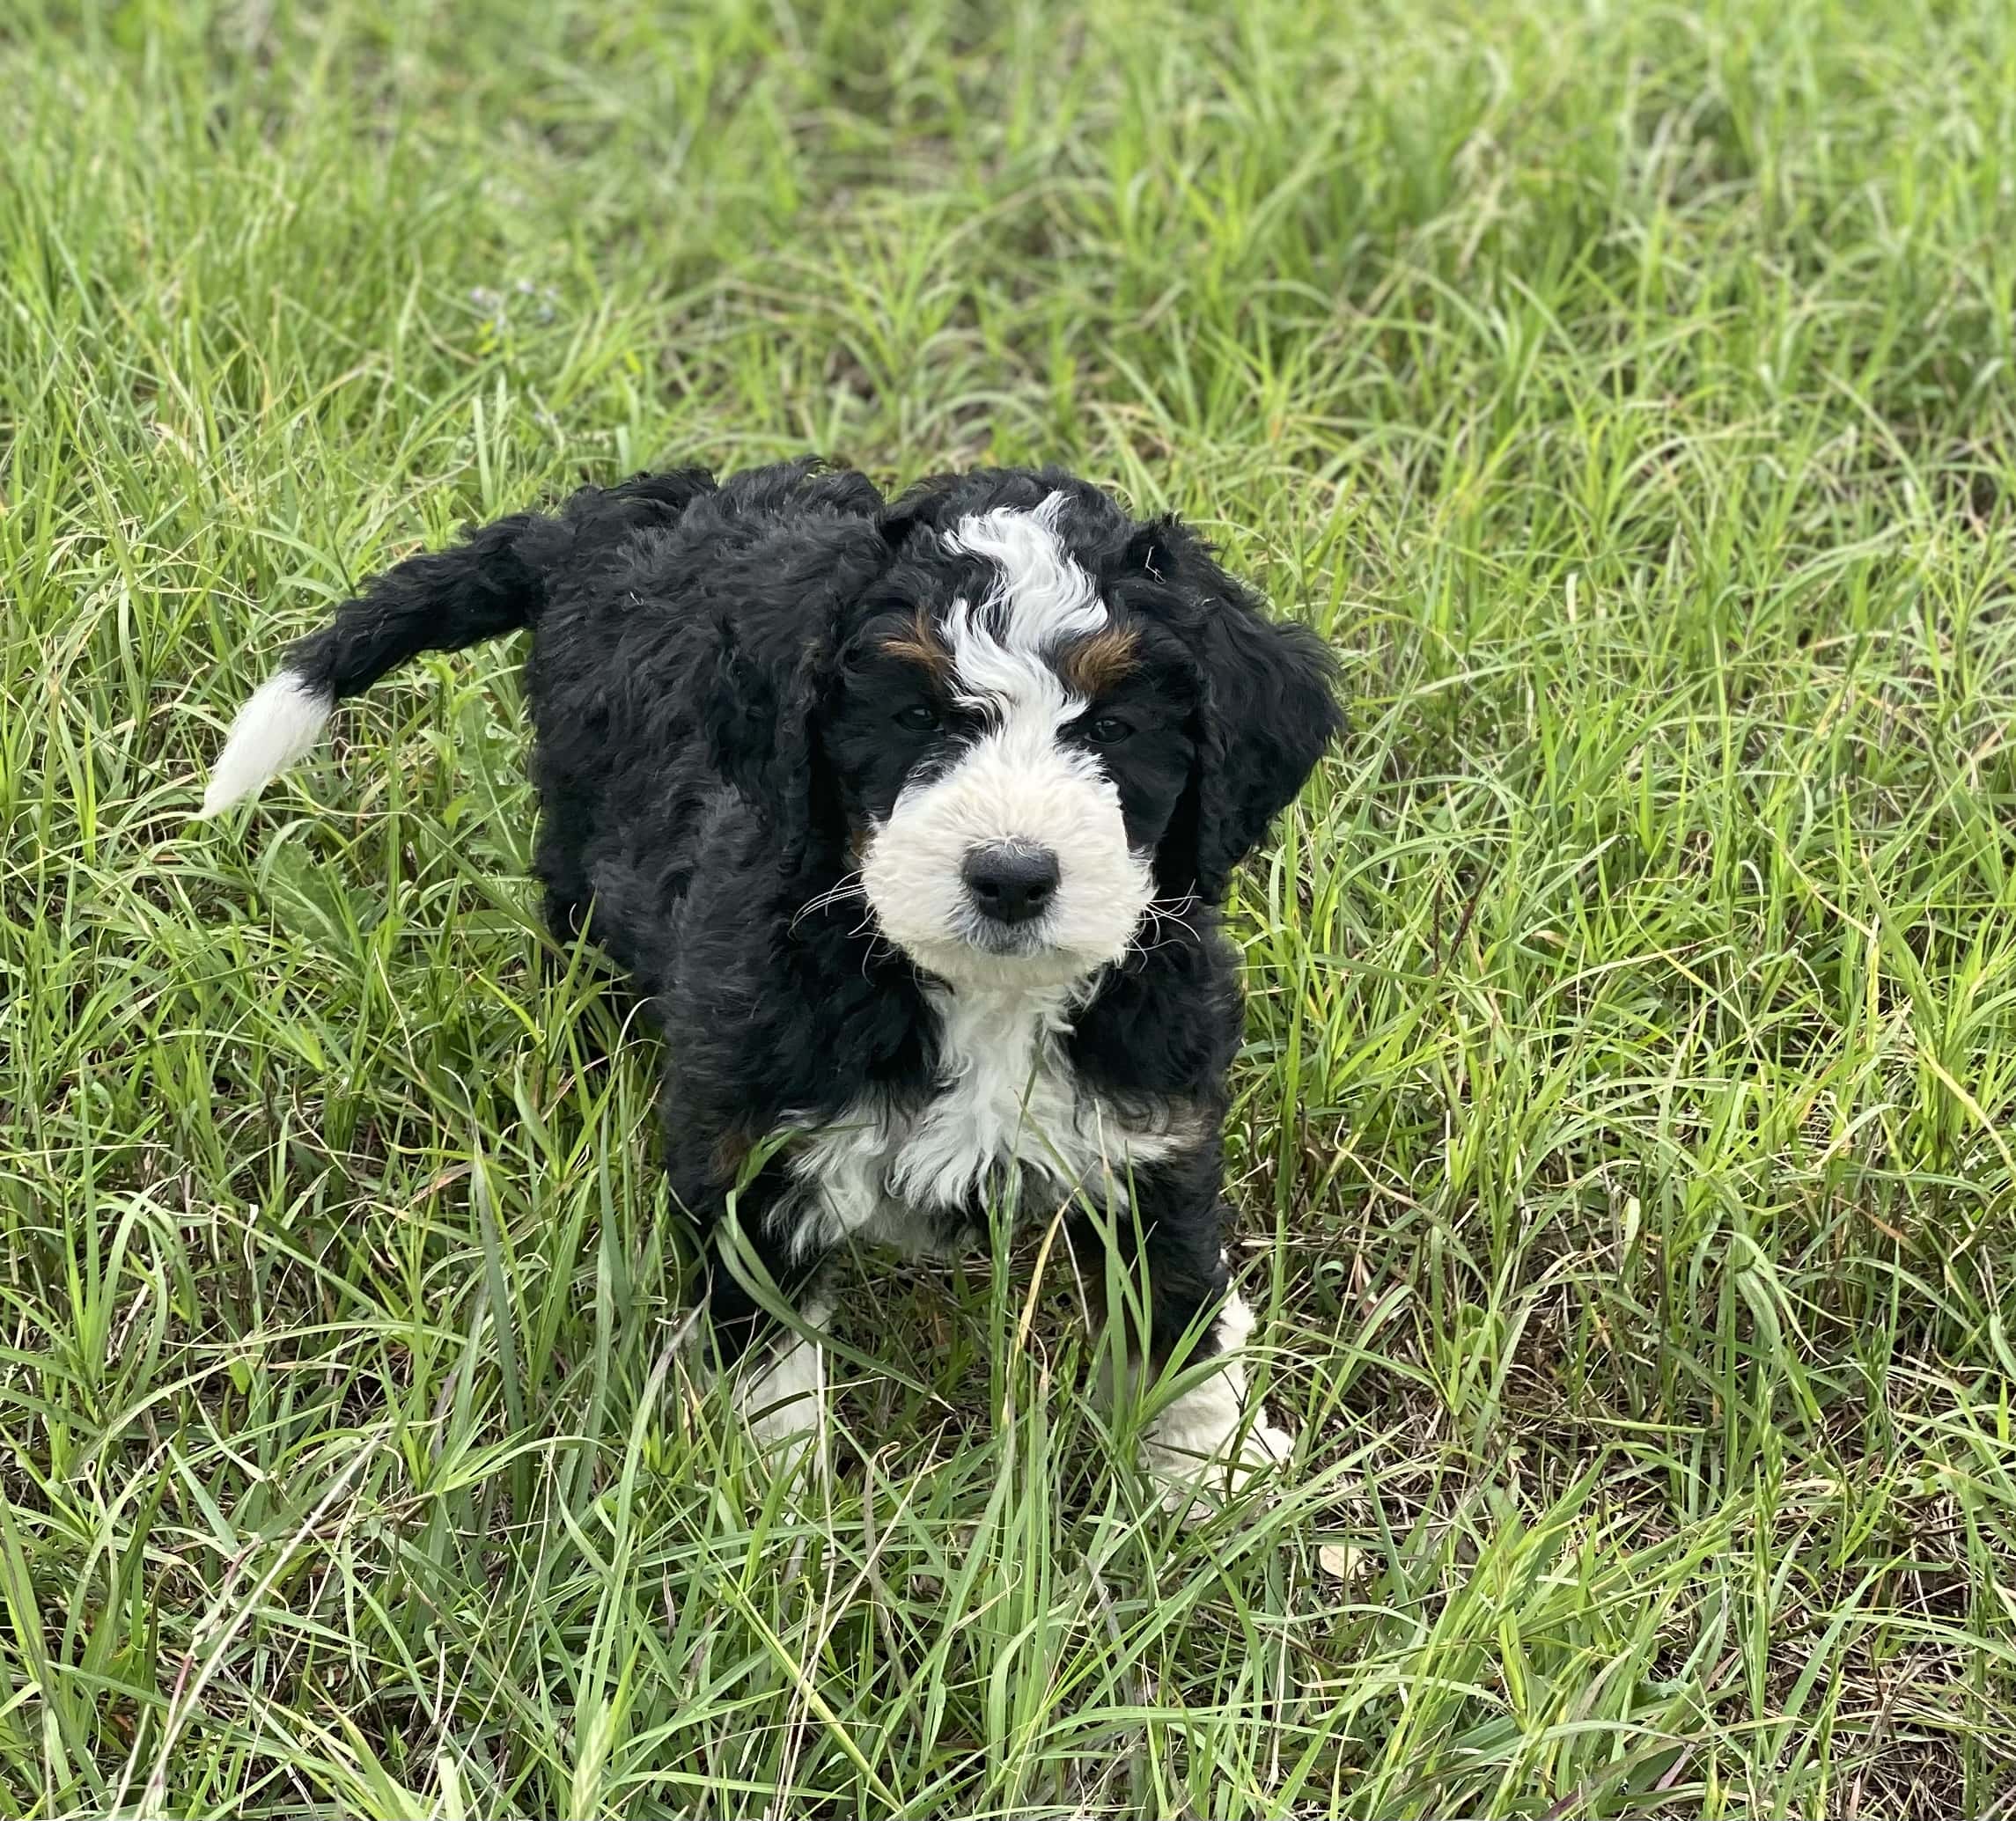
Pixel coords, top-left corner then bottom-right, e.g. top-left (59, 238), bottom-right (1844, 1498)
top-left (962, 842), bottom-right (1060, 925)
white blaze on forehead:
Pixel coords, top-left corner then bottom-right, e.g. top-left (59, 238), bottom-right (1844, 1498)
top-left (941, 492), bottom-right (1105, 714)
top-left (859, 488), bottom-right (1151, 990)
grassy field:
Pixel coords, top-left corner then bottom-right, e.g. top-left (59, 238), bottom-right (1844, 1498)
top-left (4, 0), bottom-right (2016, 1813)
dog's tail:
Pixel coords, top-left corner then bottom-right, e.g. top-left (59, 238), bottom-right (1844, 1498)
top-left (198, 469), bottom-right (715, 817)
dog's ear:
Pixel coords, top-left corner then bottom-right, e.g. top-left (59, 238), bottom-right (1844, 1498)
top-left (875, 474), bottom-right (961, 551)
top-left (1131, 518), bottom-right (1343, 900)
top-left (704, 527), bottom-right (885, 874)
top-left (877, 499), bottom-right (927, 550)
top-left (704, 626), bottom-right (831, 871)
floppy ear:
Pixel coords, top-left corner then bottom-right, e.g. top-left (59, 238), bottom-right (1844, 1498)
top-left (703, 528), bottom-right (885, 876)
top-left (874, 471), bottom-right (972, 550)
top-left (705, 624), bottom-right (834, 874)
top-left (1133, 519), bottom-right (1343, 900)
top-left (877, 497), bottom-right (930, 551)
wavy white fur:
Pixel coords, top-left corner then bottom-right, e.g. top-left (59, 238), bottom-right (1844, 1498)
top-left (198, 671), bottom-right (334, 817)
top-left (784, 979), bottom-right (1198, 1255)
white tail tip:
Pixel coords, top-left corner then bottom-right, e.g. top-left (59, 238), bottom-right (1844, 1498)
top-left (197, 671), bottom-right (335, 817)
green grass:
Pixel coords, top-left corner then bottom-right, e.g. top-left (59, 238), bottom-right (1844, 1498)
top-left (4, 0), bottom-right (2016, 1812)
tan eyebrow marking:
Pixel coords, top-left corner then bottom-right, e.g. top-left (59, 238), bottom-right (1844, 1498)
top-left (879, 607), bottom-right (952, 683)
top-left (1058, 625), bottom-right (1141, 695)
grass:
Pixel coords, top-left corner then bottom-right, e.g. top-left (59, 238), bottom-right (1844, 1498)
top-left (4, 0), bottom-right (2016, 1812)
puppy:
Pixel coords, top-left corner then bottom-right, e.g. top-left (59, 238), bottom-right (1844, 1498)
top-left (202, 460), bottom-right (1342, 1500)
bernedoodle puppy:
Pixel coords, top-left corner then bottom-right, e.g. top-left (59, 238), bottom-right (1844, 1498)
top-left (201, 459), bottom-right (1342, 1502)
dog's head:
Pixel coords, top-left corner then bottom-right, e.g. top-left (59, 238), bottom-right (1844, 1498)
top-left (710, 467), bottom-right (1342, 991)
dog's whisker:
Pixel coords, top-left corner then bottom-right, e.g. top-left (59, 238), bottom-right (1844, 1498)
top-left (790, 871), bottom-right (868, 931)
top-left (797, 870), bottom-right (865, 911)
top-left (1133, 895), bottom-right (1202, 946)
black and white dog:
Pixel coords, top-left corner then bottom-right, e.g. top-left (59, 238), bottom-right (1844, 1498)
top-left (202, 460), bottom-right (1341, 1500)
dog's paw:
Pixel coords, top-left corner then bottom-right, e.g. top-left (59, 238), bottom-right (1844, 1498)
top-left (733, 1310), bottom-right (830, 1458)
top-left (741, 1387), bottom-right (826, 1456)
top-left (1142, 1399), bottom-right (1292, 1519)
top-left (677, 1300), bottom-right (834, 1478)
top-left (731, 1340), bottom-right (832, 1510)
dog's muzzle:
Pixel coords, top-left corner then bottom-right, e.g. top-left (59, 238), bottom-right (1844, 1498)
top-left (859, 731), bottom-right (1154, 987)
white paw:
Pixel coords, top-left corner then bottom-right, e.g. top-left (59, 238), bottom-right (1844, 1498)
top-left (1142, 1392), bottom-right (1292, 1518)
top-left (743, 1385), bottom-right (824, 1456)
top-left (729, 1302), bottom-right (831, 1463)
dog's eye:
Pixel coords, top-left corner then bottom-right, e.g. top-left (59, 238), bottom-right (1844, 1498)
top-left (894, 704), bottom-right (940, 733)
top-left (1083, 715), bottom-right (1132, 745)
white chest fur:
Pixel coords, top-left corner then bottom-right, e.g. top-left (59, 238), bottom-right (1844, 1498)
top-left (784, 981), bottom-right (1190, 1257)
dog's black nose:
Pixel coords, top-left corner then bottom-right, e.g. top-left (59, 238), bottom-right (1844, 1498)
top-left (962, 843), bottom-right (1060, 925)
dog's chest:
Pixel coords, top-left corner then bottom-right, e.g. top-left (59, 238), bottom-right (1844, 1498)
top-left (789, 985), bottom-right (1182, 1255)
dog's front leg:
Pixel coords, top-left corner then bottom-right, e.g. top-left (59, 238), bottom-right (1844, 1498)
top-left (1139, 1267), bottom-right (1291, 1509)
top-left (702, 1172), bottom-right (834, 1455)
top-left (726, 1287), bottom-right (833, 1455)
top-left (1090, 1189), bottom-right (1291, 1511)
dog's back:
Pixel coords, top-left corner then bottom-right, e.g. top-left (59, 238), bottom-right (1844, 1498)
top-left (516, 462), bottom-right (890, 978)
top-left (201, 458), bottom-right (889, 986)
